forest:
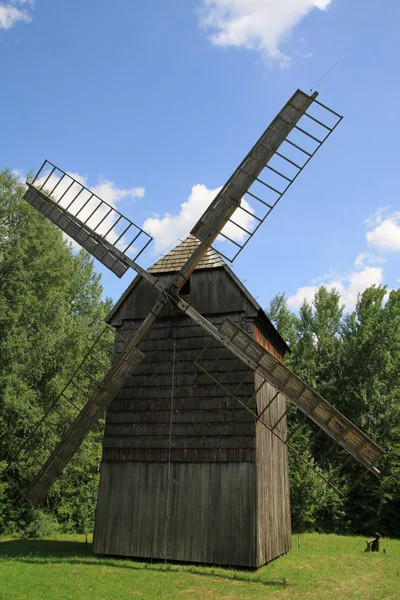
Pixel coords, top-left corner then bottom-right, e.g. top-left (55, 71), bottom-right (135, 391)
top-left (0, 168), bottom-right (399, 539)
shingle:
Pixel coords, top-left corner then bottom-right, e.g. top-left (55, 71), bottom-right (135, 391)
top-left (148, 235), bottom-right (225, 274)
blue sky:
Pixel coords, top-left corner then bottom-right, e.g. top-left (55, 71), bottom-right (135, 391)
top-left (2, 0), bottom-right (399, 313)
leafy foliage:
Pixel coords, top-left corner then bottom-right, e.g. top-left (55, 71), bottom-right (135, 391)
top-left (267, 285), bottom-right (400, 536)
top-left (0, 169), bottom-right (112, 535)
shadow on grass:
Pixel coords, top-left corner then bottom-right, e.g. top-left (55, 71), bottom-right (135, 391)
top-left (0, 539), bottom-right (88, 558)
top-left (0, 540), bottom-right (291, 588)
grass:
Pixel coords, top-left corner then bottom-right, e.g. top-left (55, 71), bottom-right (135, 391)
top-left (0, 533), bottom-right (399, 599)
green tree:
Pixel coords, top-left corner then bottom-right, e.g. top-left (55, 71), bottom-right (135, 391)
top-left (339, 286), bottom-right (400, 536)
top-left (0, 168), bottom-right (112, 534)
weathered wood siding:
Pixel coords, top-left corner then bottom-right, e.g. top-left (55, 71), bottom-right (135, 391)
top-left (109, 269), bottom-right (259, 325)
top-left (103, 312), bottom-right (256, 463)
top-left (94, 267), bottom-right (291, 567)
top-left (93, 461), bottom-right (256, 566)
top-left (254, 325), bottom-right (292, 565)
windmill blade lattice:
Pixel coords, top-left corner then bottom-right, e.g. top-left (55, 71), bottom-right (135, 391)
top-left (7, 327), bottom-right (144, 508)
top-left (25, 162), bottom-right (153, 278)
top-left (193, 90), bottom-right (342, 262)
top-left (193, 319), bottom-right (383, 486)
top-left (4, 326), bottom-right (118, 501)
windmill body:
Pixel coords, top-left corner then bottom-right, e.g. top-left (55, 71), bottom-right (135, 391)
top-left (93, 237), bottom-right (291, 567)
top-left (7, 89), bottom-right (384, 571)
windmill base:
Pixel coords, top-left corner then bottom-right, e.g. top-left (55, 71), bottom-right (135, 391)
top-left (93, 461), bottom-right (291, 568)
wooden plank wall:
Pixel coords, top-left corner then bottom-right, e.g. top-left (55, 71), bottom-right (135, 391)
top-left (93, 461), bottom-right (257, 566)
top-left (254, 325), bottom-right (292, 565)
top-left (109, 269), bottom-right (260, 325)
top-left (103, 312), bottom-right (256, 463)
top-left (94, 309), bottom-right (260, 565)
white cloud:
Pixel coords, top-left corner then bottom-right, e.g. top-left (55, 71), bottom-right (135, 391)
top-left (354, 253), bottom-right (368, 269)
top-left (0, 1), bottom-right (33, 29)
top-left (353, 252), bottom-right (386, 269)
top-left (287, 205), bottom-right (400, 312)
top-left (288, 265), bottom-right (384, 312)
top-left (143, 183), bottom-right (256, 255)
top-left (364, 206), bottom-right (389, 227)
top-left (342, 267), bottom-right (384, 310)
top-left (197, 0), bottom-right (332, 66)
top-left (287, 284), bottom-right (319, 309)
top-left (12, 168), bottom-right (26, 184)
top-left (366, 210), bottom-right (400, 252)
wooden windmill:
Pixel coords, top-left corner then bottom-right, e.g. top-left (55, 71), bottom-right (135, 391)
top-left (6, 90), bottom-right (383, 567)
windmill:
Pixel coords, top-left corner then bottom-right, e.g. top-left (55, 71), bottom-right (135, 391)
top-left (6, 89), bottom-right (383, 567)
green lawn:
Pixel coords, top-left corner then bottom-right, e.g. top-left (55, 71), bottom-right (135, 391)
top-left (0, 533), bottom-right (398, 600)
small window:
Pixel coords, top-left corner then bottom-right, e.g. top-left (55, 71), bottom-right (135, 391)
top-left (180, 277), bottom-right (191, 295)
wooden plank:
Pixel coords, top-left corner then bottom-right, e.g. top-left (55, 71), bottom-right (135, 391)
top-left (253, 325), bottom-right (291, 565)
top-left (111, 384), bottom-right (253, 399)
top-left (108, 396), bottom-right (254, 412)
top-left (102, 448), bottom-right (255, 462)
top-left (106, 409), bottom-right (256, 423)
top-left (93, 462), bottom-right (257, 566)
top-left (103, 435), bottom-right (256, 449)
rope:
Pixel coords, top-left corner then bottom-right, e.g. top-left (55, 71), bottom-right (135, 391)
top-left (310, 61), bottom-right (339, 93)
top-left (164, 292), bottom-right (178, 562)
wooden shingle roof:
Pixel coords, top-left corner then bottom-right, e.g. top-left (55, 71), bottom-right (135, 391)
top-left (148, 235), bottom-right (225, 274)
top-left (106, 234), bottom-right (290, 355)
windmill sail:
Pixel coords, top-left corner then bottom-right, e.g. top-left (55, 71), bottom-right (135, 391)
top-left (24, 162), bottom-right (152, 278)
top-left (22, 342), bottom-right (145, 507)
top-left (217, 319), bottom-right (383, 474)
top-left (191, 90), bottom-right (342, 262)
top-left (168, 295), bottom-right (383, 476)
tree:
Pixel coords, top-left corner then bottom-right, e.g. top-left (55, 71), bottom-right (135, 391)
top-left (266, 285), bottom-right (400, 536)
top-left (0, 168), bottom-right (112, 534)
top-left (339, 286), bottom-right (400, 536)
